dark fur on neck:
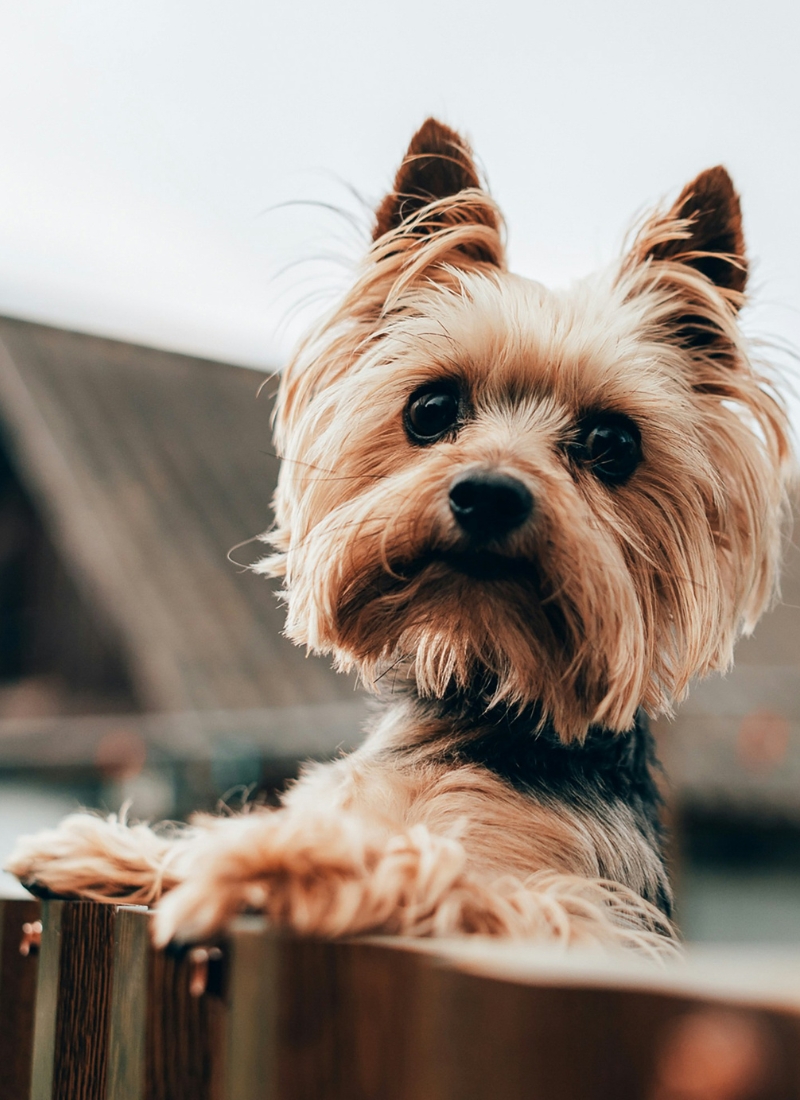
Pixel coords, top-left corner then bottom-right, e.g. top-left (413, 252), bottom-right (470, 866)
top-left (395, 690), bottom-right (672, 917)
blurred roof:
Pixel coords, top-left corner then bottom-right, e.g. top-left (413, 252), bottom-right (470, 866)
top-left (0, 316), bottom-right (356, 713)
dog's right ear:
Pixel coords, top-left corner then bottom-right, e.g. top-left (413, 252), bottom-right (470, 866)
top-left (372, 119), bottom-right (504, 267)
top-left (375, 119), bottom-right (485, 237)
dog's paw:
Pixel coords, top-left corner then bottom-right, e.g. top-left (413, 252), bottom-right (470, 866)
top-left (152, 810), bottom-right (467, 945)
top-left (5, 812), bottom-right (191, 905)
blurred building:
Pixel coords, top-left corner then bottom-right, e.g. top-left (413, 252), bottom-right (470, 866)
top-left (0, 316), bottom-right (365, 814)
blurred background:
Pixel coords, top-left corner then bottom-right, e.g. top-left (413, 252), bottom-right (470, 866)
top-left (0, 0), bottom-right (799, 944)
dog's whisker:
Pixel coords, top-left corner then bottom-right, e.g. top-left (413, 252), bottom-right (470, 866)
top-left (258, 450), bottom-right (386, 480)
top-left (227, 534), bottom-right (268, 569)
top-left (372, 651), bottom-right (413, 686)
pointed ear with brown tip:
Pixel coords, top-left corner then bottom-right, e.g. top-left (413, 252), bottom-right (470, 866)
top-left (632, 166), bottom-right (747, 299)
top-left (623, 167), bottom-right (749, 359)
top-left (373, 118), bottom-right (503, 265)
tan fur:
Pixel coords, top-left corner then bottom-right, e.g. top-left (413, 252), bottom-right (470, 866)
top-left (9, 741), bottom-right (673, 956)
top-left (7, 119), bottom-right (792, 954)
top-left (263, 192), bottom-right (789, 737)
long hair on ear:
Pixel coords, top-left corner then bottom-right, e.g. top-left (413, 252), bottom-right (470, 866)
top-left (273, 120), bottom-right (505, 451)
top-left (619, 167), bottom-right (793, 636)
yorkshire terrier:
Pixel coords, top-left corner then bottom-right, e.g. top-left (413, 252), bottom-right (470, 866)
top-left (8, 119), bottom-right (791, 954)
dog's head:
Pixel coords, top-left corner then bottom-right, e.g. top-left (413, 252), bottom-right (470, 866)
top-left (258, 119), bottom-right (791, 740)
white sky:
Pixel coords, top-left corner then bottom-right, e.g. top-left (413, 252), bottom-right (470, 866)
top-left (1, 0), bottom-right (799, 417)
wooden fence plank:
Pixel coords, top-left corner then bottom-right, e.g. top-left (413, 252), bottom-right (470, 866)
top-left (105, 907), bottom-right (227, 1100)
top-left (223, 929), bottom-right (800, 1100)
top-left (145, 936), bottom-right (227, 1100)
top-left (224, 927), bottom-right (427, 1100)
top-left (0, 896), bottom-right (41, 1100)
top-left (29, 899), bottom-right (62, 1100)
top-left (15, 902), bottom-right (800, 1100)
top-left (107, 906), bottom-right (149, 1100)
top-left (412, 961), bottom-right (800, 1100)
top-left (30, 900), bottom-right (116, 1100)
top-left (280, 939), bottom-right (421, 1100)
top-left (224, 919), bottom-right (278, 1100)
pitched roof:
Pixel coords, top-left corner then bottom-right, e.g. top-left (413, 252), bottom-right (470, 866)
top-left (0, 316), bottom-right (358, 713)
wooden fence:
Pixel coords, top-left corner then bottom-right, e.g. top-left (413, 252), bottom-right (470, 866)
top-left (2, 895), bottom-right (800, 1099)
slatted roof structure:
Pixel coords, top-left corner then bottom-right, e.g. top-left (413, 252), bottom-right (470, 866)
top-left (0, 315), bottom-right (358, 717)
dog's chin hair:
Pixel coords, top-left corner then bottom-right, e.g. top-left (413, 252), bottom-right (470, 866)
top-left (296, 558), bottom-right (644, 741)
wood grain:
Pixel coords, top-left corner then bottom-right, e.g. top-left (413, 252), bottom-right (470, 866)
top-left (277, 939), bottom-right (422, 1100)
top-left (0, 896), bottom-right (41, 1100)
top-left (412, 963), bottom-right (800, 1100)
top-left (15, 903), bottom-right (800, 1100)
top-left (100, 905), bottom-right (230, 1100)
top-left (30, 900), bottom-right (116, 1100)
top-left (107, 906), bottom-right (149, 1100)
top-left (145, 936), bottom-right (227, 1099)
top-left (224, 920), bottom-right (278, 1100)
top-left (223, 928), bottom-right (426, 1100)
top-left (221, 927), bottom-right (800, 1100)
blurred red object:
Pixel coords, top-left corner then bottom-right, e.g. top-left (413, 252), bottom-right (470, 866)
top-left (93, 728), bottom-right (147, 780)
top-left (736, 710), bottom-right (790, 774)
top-left (649, 1009), bottom-right (777, 1100)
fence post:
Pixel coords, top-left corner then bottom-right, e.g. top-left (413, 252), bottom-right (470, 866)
top-left (10, 903), bottom-right (800, 1100)
top-left (30, 900), bottom-right (116, 1100)
top-left (143, 931), bottom-right (227, 1099)
top-left (105, 906), bottom-right (227, 1100)
top-left (106, 906), bottom-right (149, 1100)
top-left (0, 896), bottom-right (41, 1100)
top-left (223, 926), bottom-right (430, 1100)
top-left (224, 918), bottom-right (279, 1100)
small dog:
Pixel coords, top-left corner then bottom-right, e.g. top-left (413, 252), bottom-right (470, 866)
top-left (8, 120), bottom-right (791, 954)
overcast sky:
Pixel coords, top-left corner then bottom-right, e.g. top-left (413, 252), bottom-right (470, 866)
top-left (1, 0), bottom-right (799, 419)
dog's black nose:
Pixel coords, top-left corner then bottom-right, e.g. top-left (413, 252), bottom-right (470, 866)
top-left (448, 471), bottom-right (533, 541)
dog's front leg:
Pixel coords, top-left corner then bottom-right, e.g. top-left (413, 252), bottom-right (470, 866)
top-left (151, 808), bottom-right (468, 945)
top-left (152, 804), bottom-right (676, 955)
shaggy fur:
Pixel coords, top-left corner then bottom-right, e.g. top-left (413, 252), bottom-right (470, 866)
top-left (8, 119), bottom-right (792, 954)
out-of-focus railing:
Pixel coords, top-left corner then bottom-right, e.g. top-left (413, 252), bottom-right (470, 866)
top-left (2, 896), bottom-right (800, 1100)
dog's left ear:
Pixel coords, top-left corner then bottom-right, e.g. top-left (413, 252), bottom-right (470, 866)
top-left (637, 167), bottom-right (746, 296)
top-left (623, 167), bottom-right (749, 358)
top-left (372, 118), bottom-right (504, 267)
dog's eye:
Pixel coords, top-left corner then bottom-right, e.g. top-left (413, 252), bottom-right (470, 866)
top-left (405, 384), bottom-right (461, 444)
top-left (576, 414), bottom-right (642, 483)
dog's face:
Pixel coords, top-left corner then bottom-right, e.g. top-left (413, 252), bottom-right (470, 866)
top-left (259, 119), bottom-right (791, 739)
